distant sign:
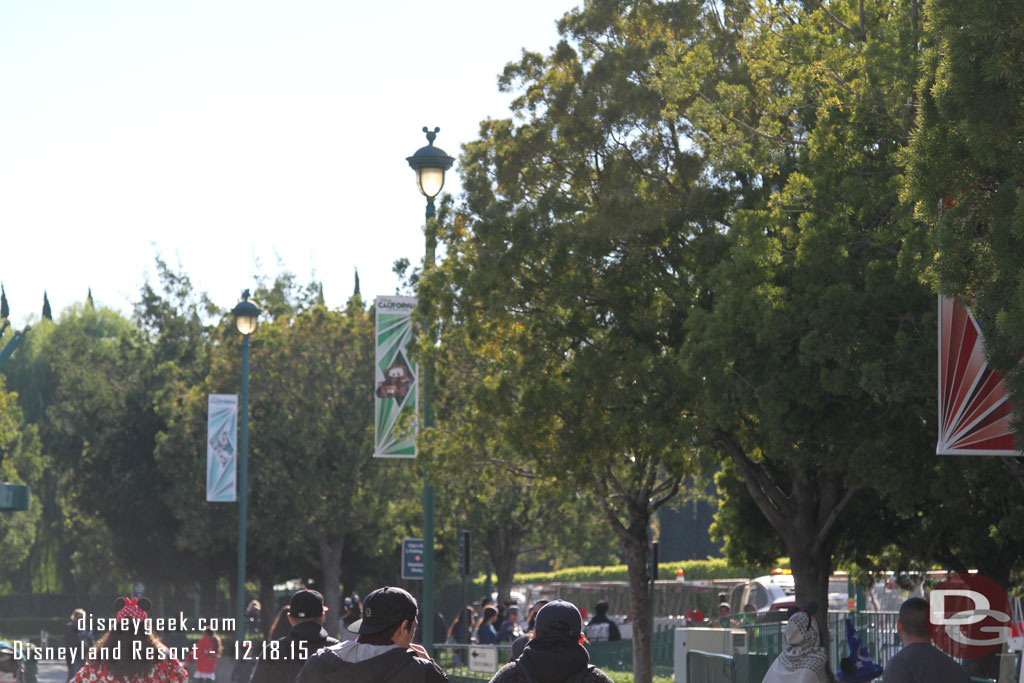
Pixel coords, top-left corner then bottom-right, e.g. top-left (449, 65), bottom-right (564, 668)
top-left (402, 538), bottom-right (424, 580)
top-left (468, 647), bottom-right (499, 673)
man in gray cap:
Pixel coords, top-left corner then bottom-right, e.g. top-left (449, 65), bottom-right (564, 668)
top-left (297, 586), bottom-right (447, 683)
top-left (491, 600), bottom-right (613, 683)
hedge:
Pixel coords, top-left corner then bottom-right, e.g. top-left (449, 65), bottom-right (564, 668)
top-left (514, 558), bottom-right (788, 584)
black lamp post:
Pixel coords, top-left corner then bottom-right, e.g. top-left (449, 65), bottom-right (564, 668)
top-left (406, 126), bottom-right (454, 654)
top-left (231, 290), bottom-right (260, 645)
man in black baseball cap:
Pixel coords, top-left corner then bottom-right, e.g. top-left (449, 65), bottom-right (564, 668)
top-left (250, 589), bottom-right (339, 683)
top-left (491, 600), bottom-right (613, 683)
top-left (297, 586), bottom-right (447, 683)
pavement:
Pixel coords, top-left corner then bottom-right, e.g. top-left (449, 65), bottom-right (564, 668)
top-left (34, 658), bottom-right (238, 683)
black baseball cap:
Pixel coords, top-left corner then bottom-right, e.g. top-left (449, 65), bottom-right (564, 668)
top-left (290, 589), bottom-right (328, 619)
top-left (348, 586), bottom-right (418, 635)
top-left (534, 600), bottom-right (582, 639)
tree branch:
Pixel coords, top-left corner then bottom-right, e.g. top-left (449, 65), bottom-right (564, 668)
top-left (712, 428), bottom-right (792, 531)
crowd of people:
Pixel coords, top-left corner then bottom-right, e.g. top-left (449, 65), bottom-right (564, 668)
top-left (55, 589), bottom-right (964, 683)
top-left (57, 589), bottom-right (619, 683)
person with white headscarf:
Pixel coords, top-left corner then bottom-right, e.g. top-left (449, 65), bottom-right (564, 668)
top-left (762, 604), bottom-right (833, 683)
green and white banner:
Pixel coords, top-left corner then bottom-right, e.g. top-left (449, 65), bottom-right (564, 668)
top-left (207, 394), bottom-right (238, 501)
top-left (374, 296), bottom-right (418, 458)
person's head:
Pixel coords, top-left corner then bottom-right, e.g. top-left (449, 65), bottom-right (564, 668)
top-left (594, 601), bottom-right (610, 617)
top-left (247, 600), bottom-right (262, 614)
top-left (897, 597), bottom-right (931, 644)
top-left (71, 608), bottom-right (86, 622)
top-left (534, 600), bottom-right (583, 642)
top-left (743, 603), bottom-right (756, 614)
top-left (288, 589), bottom-right (327, 626)
top-left (508, 607), bottom-right (519, 623)
top-left (93, 597), bottom-right (166, 679)
top-left (483, 606), bottom-right (498, 624)
top-left (350, 586), bottom-right (419, 648)
top-left (718, 602), bottom-right (731, 617)
top-left (204, 628), bottom-right (215, 638)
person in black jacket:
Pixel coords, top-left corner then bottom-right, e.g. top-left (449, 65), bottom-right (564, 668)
top-left (583, 602), bottom-right (620, 643)
top-left (297, 586), bottom-right (447, 683)
top-left (489, 601), bottom-right (613, 683)
top-left (250, 589), bottom-right (339, 683)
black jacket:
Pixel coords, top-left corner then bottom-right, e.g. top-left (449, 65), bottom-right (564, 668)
top-left (297, 641), bottom-right (447, 683)
top-left (489, 638), bottom-right (613, 683)
top-left (584, 615), bottom-right (621, 642)
top-left (250, 621), bottom-right (339, 683)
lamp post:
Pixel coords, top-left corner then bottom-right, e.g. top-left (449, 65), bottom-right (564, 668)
top-left (231, 290), bottom-right (260, 645)
top-left (406, 126), bottom-right (454, 655)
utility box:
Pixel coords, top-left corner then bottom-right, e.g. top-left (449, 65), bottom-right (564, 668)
top-left (674, 627), bottom-right (748, 683)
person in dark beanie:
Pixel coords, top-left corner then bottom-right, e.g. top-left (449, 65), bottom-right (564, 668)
top-left (297, 586), bottom-right (447, 683)
top-left (489, 601), bottom-right (613, 683)
top-left (250, 589), bottom-right (339, 683)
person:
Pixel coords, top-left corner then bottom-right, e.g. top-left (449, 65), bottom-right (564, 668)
top-left (761, 604), bottom-right (831, 683)
top-left (183, 629), bottom-right (220, 683)
top-left (477, 606), bottom-right (499, 645)
top-left (269, 606), bottom-right (293, 641)
top-left (245, 600), bottom-right (263, 639)
top-left (510, 601), bottom-right (550, 660)
top-left (498, 608), bottom-right (521, 643)
top-left (882, 597), bottom-right (969, 683)
top-left (73, 597), bottom-right (188, 683)
top-left (342, 596), bottom-right (361, 630)
top-left (250, 589), bottom-right (339, 683)
top-left (488, 600), bottom-right (614, 683)
top-left (446, 607), bottom-right (475, 645)
top-left (583, 602), bottom-right (620, 643)
top-left (296, 586), bottom-right (448, 683)
top-left (64, 608), bottom-right (94, 682)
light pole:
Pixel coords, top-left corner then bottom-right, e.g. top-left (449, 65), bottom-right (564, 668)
top-left (231, 290), bottom-right (261, 645)
top-left (406, 126), bottom-right (454, 654)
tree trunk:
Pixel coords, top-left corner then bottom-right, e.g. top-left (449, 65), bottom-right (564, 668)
top-left (258, 570), bottom-right (277, 640)
top-left (622, 521), bottom-right (654, 683)
top-left (787, 536), bottom-right (831, 647)
top-left (486, 527), bottom-right (522, 608)
top-left (317, 534), bottom-right (344, 638)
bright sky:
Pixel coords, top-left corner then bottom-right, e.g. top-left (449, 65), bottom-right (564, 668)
top-left (0, 0), bottom-right (580, 327)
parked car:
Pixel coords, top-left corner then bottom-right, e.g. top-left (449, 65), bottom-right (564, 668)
top-left (732, 571), bottom-right (797, 614)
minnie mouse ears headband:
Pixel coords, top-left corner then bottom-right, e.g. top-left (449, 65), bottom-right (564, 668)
top-left (114, 597), bottom-right (151, 621)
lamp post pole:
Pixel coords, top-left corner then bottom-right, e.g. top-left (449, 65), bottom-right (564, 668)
top-left (231, 291), bottom-right (261, 645)
top-left (407, 127), bottom-right (454, 656)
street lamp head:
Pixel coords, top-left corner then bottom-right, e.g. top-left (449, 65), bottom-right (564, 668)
top-left (406, 126), bottom-right (455, 199)
top-left (231, 289), bottom-right (261, 336)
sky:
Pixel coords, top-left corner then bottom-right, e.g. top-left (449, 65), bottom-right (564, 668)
top-left (0, 0), bottom-right (581, 327)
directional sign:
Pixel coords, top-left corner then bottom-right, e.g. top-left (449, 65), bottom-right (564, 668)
top-left (0, 483), bottom-right (29, 511)
top-left (402, 538), bottom-right (424, 580)
top-left (468, 647), bottom-right (499, 673)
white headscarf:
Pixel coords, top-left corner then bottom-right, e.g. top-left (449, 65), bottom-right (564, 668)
top-left (763, 611), bottom-right (830, 683)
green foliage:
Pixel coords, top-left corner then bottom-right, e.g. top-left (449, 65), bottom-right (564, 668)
top-left (0, 377), bottom-right (43, 577)
top-left (903, 0), bottom-right (1024, 411)
top-left (515, 558), bottom-right (770, 584)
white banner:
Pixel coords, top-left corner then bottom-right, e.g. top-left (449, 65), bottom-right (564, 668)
top-left (207, 394), bottom-right (238, 502)
top-left (374, 296), bottom-right (418, 457)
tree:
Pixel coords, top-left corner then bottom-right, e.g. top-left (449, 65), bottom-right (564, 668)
top-left (903, 0), bottom-right (1024, 418)
top-left (420, 2), bottom-right (723, 678)
top-left (662, 0), bottom-right (933, 641)
top-left (0, 377), bottom-right (44, 581)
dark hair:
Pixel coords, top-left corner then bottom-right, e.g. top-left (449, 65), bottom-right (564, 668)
top-left (899, 597), bottom-right (930, 639)
top-left (91, 628), bottom-right (171, 679)
top-left (356, 618), bottom-right (414, 646)
top-left (483, 606), bottom-right (498, 621)
top-left (595, 601), bottom-right (609, 616)
top-left (269, 606), bottom-right (291, 641)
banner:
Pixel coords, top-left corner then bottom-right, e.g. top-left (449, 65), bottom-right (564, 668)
top-left (374, 296), bottom-right (418, 457)
top-left (937, 295), bottom-right (1017, 455)
top-left (207, 394), bottom-right (238, 501)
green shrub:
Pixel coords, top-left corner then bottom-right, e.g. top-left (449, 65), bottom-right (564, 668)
top-left (514, 558), bottom-right (785, 584)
